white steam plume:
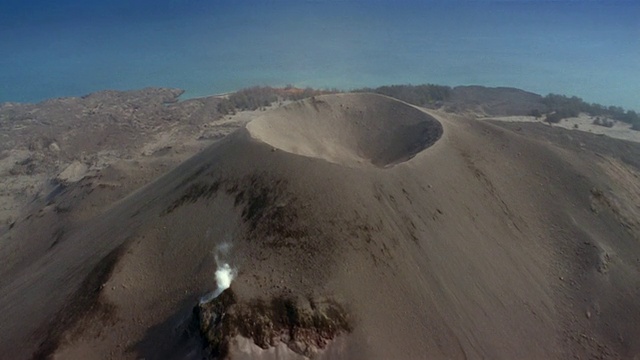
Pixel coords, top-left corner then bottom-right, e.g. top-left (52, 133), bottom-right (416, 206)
top-left (199, 241), bottom-right (237, 304)
top-left (215, 263), bottom-right (235, 290)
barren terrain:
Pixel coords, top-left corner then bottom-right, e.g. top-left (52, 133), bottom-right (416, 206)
top-left (483, 113), bottom-right (640, 144)
top-left (1, 89), bottom-right (639, 359)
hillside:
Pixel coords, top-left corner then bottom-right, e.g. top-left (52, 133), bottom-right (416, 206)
top-left (0, 93), bottom-right (639, 359)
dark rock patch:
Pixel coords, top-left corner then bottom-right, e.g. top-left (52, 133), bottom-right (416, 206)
top-left (196, 289), bottom-right (351, 359)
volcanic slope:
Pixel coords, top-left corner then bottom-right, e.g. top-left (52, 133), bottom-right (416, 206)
top-left (1, 93), bottom-right (640, 359)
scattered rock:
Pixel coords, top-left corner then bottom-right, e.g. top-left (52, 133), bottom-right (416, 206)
top-left (196, 289), bottom-right (351, 359)
top-left (48, 142), bottom-right (60, 152)
top-left (57, 161), bottom-right (88, 183)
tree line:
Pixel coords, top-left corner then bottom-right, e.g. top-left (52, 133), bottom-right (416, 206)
top-left (216, 86), bottom-right (334, 114)
top-left (538, 94), bottom-right (639, 130)
top-left (215, 85), bottom-right (639, 131)
top-left (353, 84), bottom-right (452, 107)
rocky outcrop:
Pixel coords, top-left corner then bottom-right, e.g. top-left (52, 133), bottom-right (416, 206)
top-left (196, 289), bottom-right (351, 359)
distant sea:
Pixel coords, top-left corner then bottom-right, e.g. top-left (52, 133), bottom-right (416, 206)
top-left (1, 0), bottom-right (638, 110)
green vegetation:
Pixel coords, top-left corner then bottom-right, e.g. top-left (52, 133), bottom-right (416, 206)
top-left (529, 109), bottom-right (542, 119)
top-left (593, 117), bottom-right (615, 128)
top-left (540, 94), bottom-right (640, 130)
top-left (544, 109), bottom-right (578, 124)
top-left (353, 84), bottom-right (452, 107)
top-left (216, 85), bottom-right (639, 131)
top-left (216, 86), bottom-right (334, 114)
top-left (217, 86), bottom-right (277, 113)
top-left (227, 86), bottom-right (278, 110)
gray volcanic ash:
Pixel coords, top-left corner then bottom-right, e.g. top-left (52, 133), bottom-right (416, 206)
top-left (1, 93), bottom-right (639, 359)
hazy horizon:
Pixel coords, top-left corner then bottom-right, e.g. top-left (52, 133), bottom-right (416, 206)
top-left (1, 0), bottom-right (638, 110)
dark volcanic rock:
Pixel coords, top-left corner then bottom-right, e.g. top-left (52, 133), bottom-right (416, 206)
top-left (196, 289), bottom-right (351, 359)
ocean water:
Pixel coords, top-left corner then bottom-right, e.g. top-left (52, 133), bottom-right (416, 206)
top-left (1, 0), bottom-right (638, 110)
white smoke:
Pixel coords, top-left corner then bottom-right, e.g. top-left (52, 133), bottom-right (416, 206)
top-left (215, 263), bottom-right (235, 290)
top-left (199, 241), bottom-right (237, 304)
